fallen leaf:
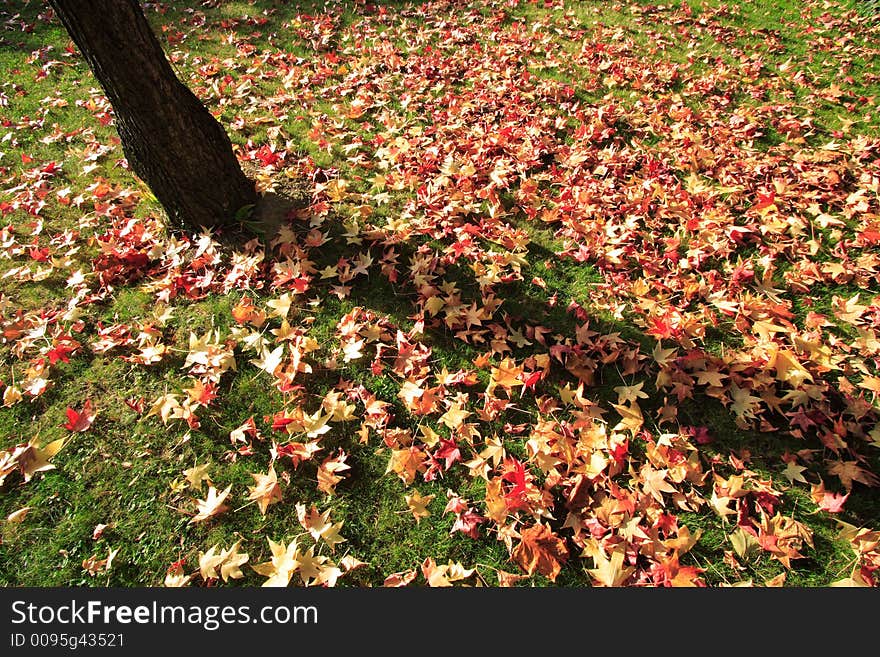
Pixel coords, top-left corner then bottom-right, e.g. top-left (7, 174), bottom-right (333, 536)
top-left (252, 538), bottom-right (300, 587)
top-left (190, 484), bottom-right (231, 523)
top-left (247, 465), bottom-right (283, 515)
top-left (64, 399), bottom-right (97, 432)
top-left (405, 490), bottom-right (435, 523)
top-left (512, 523), bottom-right (569, 582)
top-left (6, 507), bottom-right (32, 523)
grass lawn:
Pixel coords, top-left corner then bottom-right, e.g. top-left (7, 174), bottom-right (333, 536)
top-left (1, 0), bottom-right (879, 587)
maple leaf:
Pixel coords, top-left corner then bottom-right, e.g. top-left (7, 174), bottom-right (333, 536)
top-left (342, 338), bottom-right (365, 362)
top-left (182, 463), bottom-right (211, 490)
top-left (296, 545), bottom-right (329, 586)
top-left (420, 557), bottom-right (474, 587)
top-left (729, 528), bottom-right (761, 561)
top-left (830, 567), bottom-right (873, 588)
top-left (231, 296), bottom-right (266, 327)
top-left (3, 385), bottom-right (23, 407)
top-left (17, 437), bottom-right (66, 482)
top-left (781, 461), bottom-right (809, 485)
top-left (248, 465), bottom-right (283, 516)
top-left (695, 369), bottom-right (727, 388)
top-left (266, 293), bottom-right (294, 318)
top-left (163, 562), bottom-right (193, 588)
top-left (729, 383), bottom-right (762, 421)
top-left (439, 402), bottom-right (470, 430)
top-left (230, 416), bottom-right (261, 444)
top-left (614, 382), bottom-right (648, 405)
top-left (771, 349), bottom-right (813, 388)
top-left (398, 379), bottom-right (426, 412)
top-left (445, 561), bottom-right (476, 583)
top-left (490, 357), bottom-right (524, 393)
top-left (585, 540), bottom-right (634, 587)
top-left (652, 342), bottom-right (677, 367)
top-left (405, 490), bottom-right (435, 523)
top-left (301, 408), bottom-right (332, 439)
top-left (612, 401), bottom-right (643, 435)
top-left (251, 345), bottom-right (285, 375)
top-left (512, 523), bottom-right (569, 582)
top-left (386, 446), bottom-right (427, 485)
top-left (295, 503), bottom-right (347, 551)
top-left (190, 484), bottom-right (231, 523)
top-left (754, 513), bottom-right (814, 568)
top-left (82, 547), bottom-right (119, 577)
top-left (317, 451), bottom-right (350, 495)
top-left (252, 538), bottom-right (300, 587)
top-left (199, 541), bottom-right (249, 582)
top-left (63, 399), bottom-right (96, 432)
top-left (497, 570), bottom-right (528, 587)
top-left (639, 464), bottom-right (677, 503)
top-left (810, 481), bottom-right (849, 513)
top-left (827, 460), bottom-right (880, 490)
top-left (185, 379), bottom-right (218, 406)
top-left (314, 562), bottom-right (345, 588)
top-left (383, 569), bottom-right (418, 587)
top-left (146, 394), bottom-right (181, 425)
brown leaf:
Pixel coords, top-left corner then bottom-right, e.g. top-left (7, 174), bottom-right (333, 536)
top-left (511, 523), bottom-right (569, 582)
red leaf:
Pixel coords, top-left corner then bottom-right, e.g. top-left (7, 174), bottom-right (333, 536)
top-left (64, 400), bottom-right (96, 432)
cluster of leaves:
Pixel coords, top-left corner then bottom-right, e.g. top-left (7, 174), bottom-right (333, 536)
top-left (2, 0), bottom-right (880, 586)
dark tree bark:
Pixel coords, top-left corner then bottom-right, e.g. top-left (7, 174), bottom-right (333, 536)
top-left (48, 0), bottom-right (257, 229)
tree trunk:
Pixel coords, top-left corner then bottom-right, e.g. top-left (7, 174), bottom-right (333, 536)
top-left (48, 0), bottom-right (257, 229)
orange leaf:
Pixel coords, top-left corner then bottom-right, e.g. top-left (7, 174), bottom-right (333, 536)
top-left (511, 523), bottom-right (569, 582)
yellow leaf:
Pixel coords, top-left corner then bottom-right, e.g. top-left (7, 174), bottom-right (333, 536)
top-left (6, 506), bottom-right (32, 523)
top-left (302, 408), bottom-right (332, 439)
top-left (729, 528), bottom-right (761, 561)
top-left (771, 349), bottom-right (813, 387)
top-left (19, 437), bottom-right (65, 482)
top-left (421, 557), bottom-right (452, 587)
top-left (386, 447), bottom-right (426, 485)
top-left (405, 490), bottom-right (435, 523)
top-left (247, 465), bottom-right (283, 516)
top-left (183, 463), bottom-right (211, 490)
top-left (266, 293), bottom-right (294, 319)
top-left (147, 394), bottom-right (180, 425)
top-left (424, 296), bottom-right (445, 316)
top-left (296, 545), bottom-right (329, 586)
top-left (490, 357), bottom-right (524, 392)
top-left (614, 382), bottom-right (649, 405)
top-left (639, 464), bottom-right (676, 502)
top-left (317, 451), bottom-right (350, 495)
top-left (612, 401), bottom-right (643, 435)
top-left (439, 402), bottom-right (470, 430)
top-left (251, 344), bottom-right (285, 375)
top-left (652, 342), bottom-right (677, 367)
top-left (782, 461), bottom-right (808, 485)
top-left (252, 538), bottom-right (300, 587)
top-left (586, 540), bottom-right (634, 587)
top-left (295, 504), bottom-right (346, 552)
top-left (190, 484), bottom-right (231, 523)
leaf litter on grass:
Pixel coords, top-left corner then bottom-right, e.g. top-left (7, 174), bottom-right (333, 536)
top-left (1, 0), bottom-right (880, 587)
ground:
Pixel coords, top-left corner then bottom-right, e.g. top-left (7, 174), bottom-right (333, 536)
top-left (1, 0), bottom-right (879, 587)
